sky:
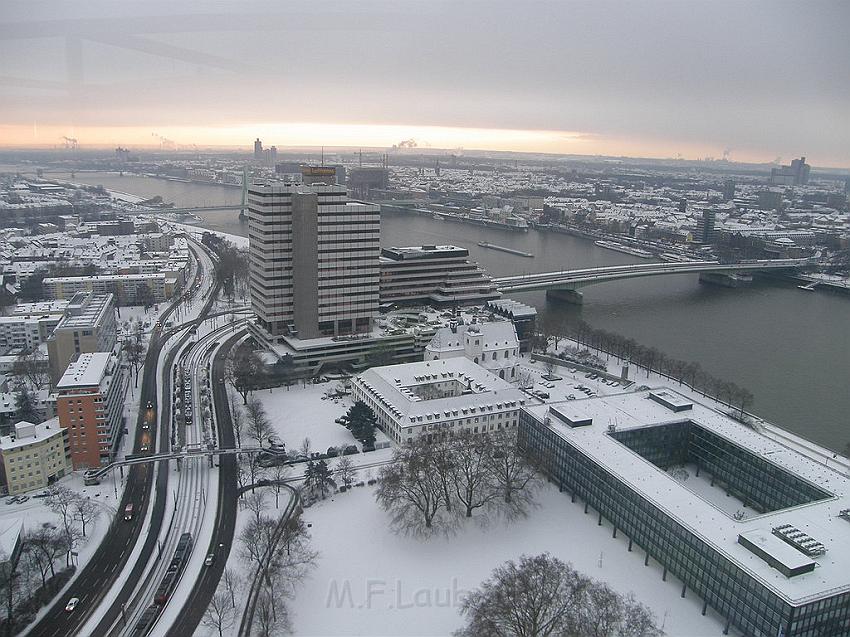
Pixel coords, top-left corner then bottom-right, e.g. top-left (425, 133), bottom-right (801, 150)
top-left (1, 0), bottom-right (849, 167)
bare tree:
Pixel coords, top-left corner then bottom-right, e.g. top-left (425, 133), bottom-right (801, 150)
top-left (201, 587), bottom-right (237, 637)
top-left (375, 442), bottom-right (451, 536)
top-left (458, 553), bottom-right (663, 637)
top-left (222, 568), bottom-right (241, 609)
top-left (71, 497), bottom-right (100, 539)
top-left (457, 553), bottom-right (590, 637)
top-left (226, 348), bottom-right (263, 404)
top-left (11, 350), bottom-right (50, 391)
top-left (269, 464), bottom-right (290, 508)
top-left (227, 389), bottom-right (244, 448)
top-left (245, 397), bottom-right (271, 448)
top-left (515, 369), bottom-right (535, 390)
top-left (450, 432), bottom-right (501, 519)
top-left (334, 456), bottom-right (357, 489)
top-left (254, 587), bottom-right (291, 637)
top-left (242, 490), bottom-right (268, 528)
top-left (46, 486), bottom-right (81, 566)
top-left (486, 429), bottom-right (541, 519)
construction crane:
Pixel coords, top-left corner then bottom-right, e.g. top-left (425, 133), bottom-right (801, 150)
top-left (62, 136), bottom-right (78, 150)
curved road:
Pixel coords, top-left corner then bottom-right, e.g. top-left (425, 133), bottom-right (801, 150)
top-left (27, 241), bottom-right (217, 637)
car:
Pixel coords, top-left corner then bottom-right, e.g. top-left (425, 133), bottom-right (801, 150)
top-left (17, 495), bottom-right (29, 504)
top-left (140, 443), bottom-right (150, 452)
top-left (65, 597), bottom-right (80, 612)
top-left (142, 422), bottom-right (150, 430)
top-left (146, 401), bottom-right (153, 409)
top-left (5, 497), bottom-right (18, 505)
top-left (204, 553), bottom-right (216, 567)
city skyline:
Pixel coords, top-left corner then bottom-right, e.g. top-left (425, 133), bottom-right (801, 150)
top-left (2, 0), bottom-right (849, 167)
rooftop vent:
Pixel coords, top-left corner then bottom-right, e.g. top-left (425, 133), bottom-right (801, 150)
top-left (772, 524), bottom-right (826, 557)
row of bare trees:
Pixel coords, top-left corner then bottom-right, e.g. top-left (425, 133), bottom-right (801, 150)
top-left (235, 490), bottom-right (317, 636)
top-left (376, 429), bottom-right (540, 537)
top-left (0, 486), bottom-right (101, 634)
top-left (540, 317), bottom-right (754, 416)
top-left (457, 553), bottom-right (663, 637)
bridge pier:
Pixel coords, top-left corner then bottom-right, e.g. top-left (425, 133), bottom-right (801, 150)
top-left (698, 272), bottom-right (752, 288)
top-left (546, 288), bottom-right (584, 305)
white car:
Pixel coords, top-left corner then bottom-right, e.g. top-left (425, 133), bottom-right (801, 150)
top-left (65, 597), bottom-right (80, 612)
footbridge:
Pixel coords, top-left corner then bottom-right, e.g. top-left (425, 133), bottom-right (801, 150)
top-left (493, 258), bottom-right (812, 303)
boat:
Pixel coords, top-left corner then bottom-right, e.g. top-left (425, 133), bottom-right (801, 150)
top-left (594, 240), bottom-right (654, 259)
top-left (477, 242), bottom-right (534, 258)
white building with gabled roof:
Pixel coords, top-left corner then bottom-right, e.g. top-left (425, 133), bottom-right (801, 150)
top-left (352, 357), bottom-right (526, 445)
top-left (425, 320), bottom-right (520, 381)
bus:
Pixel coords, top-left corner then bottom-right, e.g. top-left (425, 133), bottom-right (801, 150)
top-left (83, 471), bottom-right (101, 486)
top-left (124, 503), bottom-right (134, 521)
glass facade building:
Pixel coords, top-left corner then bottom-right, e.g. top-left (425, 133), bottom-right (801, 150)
top-left (519, 399), bottom-right (850, 637)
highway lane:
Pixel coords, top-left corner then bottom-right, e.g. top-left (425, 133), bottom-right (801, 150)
top-left (26, 240), bottom-right (215, 637)
top-left (166, 332), bottom-right (244, 636)
top-left (117, 321), bottom-right (227, 634)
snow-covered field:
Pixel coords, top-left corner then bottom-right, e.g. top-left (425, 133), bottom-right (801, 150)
top-left (290, 484), bottom-right (730, 636)
top-left (254, 382), bottom-right (390, 453)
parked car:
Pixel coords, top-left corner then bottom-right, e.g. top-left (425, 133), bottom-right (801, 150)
top-left (5, 497), bottom-right (18, 505)
top-left (343, 445), bottom-right (359, 456)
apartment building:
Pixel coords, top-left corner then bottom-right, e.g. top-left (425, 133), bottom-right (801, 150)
top-left (46, 292), bottom-right (117, 386)
top-left (43, 273), bottom-right (176, 303)
top-left (0, 419), bottom-right (71, 495)
top-left (56, 352), bottom-right (126, 469)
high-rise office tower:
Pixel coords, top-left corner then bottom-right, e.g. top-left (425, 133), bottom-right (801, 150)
top-left (722, 179), bottom-right (736, 202)
top-left (248, 180), bottom-right (380, 342)
top-left (254, 138), bottom-right (263, 160)
top-left (694, 207), bottom-right (716, 244)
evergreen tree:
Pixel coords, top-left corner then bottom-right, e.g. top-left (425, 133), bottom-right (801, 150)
top-left (305, 460), bottom-right (334, 498)
top-left (15, 386), bottom-right (40, 423)
top-left (339, 401), bottom-right (377, 448)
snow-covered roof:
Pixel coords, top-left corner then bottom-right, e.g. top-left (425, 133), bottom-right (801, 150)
top-left (427, 320), bottom-right (517, 352)
top-left (524, 389), bottom-right (850, 604)
top-left (0, 518), bottom-right (23, 562)
top-left (355, 358), bottom-right (526, 422)
top-left (56, 352), bottom-right (112, 389)
top-left (0, 418), bottom-right (64, 450)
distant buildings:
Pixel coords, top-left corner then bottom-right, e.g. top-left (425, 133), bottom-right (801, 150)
top-left (771, 156), bottom-right (811, 186)
top-left (352, 358), bottom-right (526, 445)
top-left (378, 245), bottom-right (499, 306)
top-left (254, 138), bottom-right (263, 161)
top-left (56, 352), bottom-right (126, 469)
top-left (348, 167), bottom-right (389, 198)
top-left (46, 292), bottom-right (117, 386)
top-left (0, 419), bottom-right (71, 495)
top-left (722, 179), bottom-right (736, 202)
top-left (247, 180), bottom-right (380, 342)
top-left (425, 321), bottom-right (519, 381)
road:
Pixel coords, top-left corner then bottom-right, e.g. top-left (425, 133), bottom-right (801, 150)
top-left (27, 240), bottom-right (217, 637)
top-left (165, 332), bottom-right (243, 636)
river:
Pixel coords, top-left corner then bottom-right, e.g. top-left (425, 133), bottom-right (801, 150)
top-left (51, 171), bottom-right (850, 452)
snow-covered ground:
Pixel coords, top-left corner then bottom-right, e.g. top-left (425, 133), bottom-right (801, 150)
top-left (164, 220), bottom-right (249, 250)
top-left (253, 381), bottom-right (390, 453)
top-left (289, 484), bottom-right (730, 636)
